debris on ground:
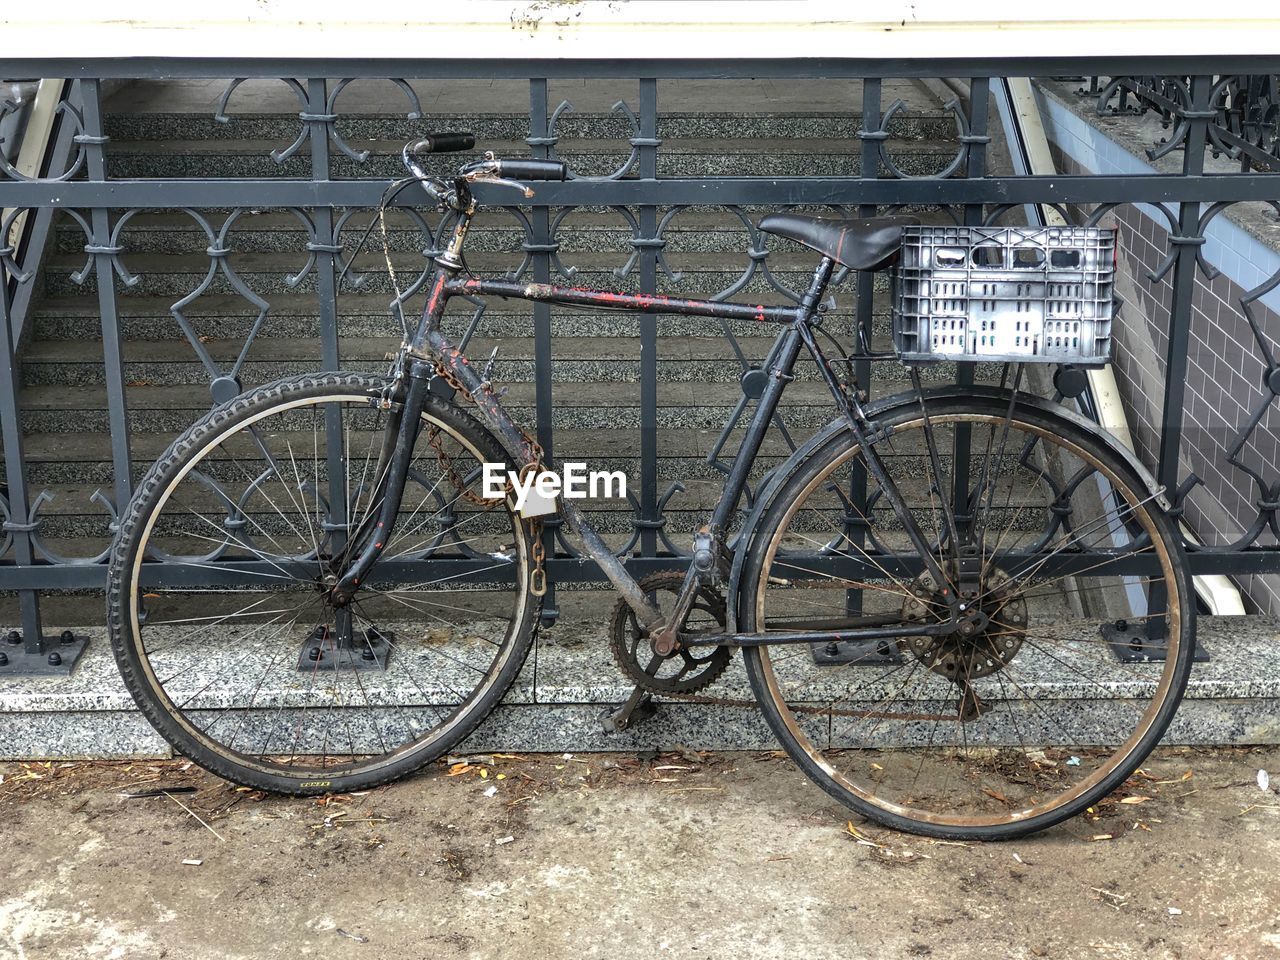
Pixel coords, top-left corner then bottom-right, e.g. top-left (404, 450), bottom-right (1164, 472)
top-left (1091, 886), bottom-right (1127, 910)
top-left (2, 746), bottom-right (1280, 958)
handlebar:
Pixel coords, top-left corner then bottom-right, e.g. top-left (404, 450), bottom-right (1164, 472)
top-left (467, 158), bottom-right (569, 182)
top-left (400, 135), bottom-right (569, 210)
top-left (408, 132), bottom-right (476, 154)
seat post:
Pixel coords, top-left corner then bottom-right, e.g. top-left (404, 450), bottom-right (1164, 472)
top-left (798, 257), bottom-right (836, 322)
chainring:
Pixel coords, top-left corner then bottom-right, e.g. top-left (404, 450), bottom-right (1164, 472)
top-left (607, 572), bottom-right (732, 694)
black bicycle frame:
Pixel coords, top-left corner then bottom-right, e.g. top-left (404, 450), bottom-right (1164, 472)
top-left (333, 204), bottom-right (960, 647)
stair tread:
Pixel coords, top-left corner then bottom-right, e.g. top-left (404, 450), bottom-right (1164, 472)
top-left (51, 209), bottom-right (764, 235)
top-left (105, 136), bottom-right (961, 155)
top-left (20, 334), bottom-right (891, 363)
top-left (16, 379), bottom-right (878, 410)
top-left (17, 425), bottom-right (744, 464)
top-left (101, 77), bottom-right (944, 116)
top-left (42, 248), bottom-right (865, 273)
top-left (52, 208), bottom-right (951, 230)
top-left (30, 292), bottom-right (883, 318)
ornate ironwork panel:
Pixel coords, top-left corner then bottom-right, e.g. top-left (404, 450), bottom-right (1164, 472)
top-left (1, 59), bottom-right (1279, 657)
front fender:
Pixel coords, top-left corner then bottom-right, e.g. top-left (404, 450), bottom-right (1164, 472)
top-left (724, 385), bottom-right (1167, 630)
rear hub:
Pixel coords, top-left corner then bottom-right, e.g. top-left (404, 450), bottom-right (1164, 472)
top-left (901, 569), bottom-right (1028, 681)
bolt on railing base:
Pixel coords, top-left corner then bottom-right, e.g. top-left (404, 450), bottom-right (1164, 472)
top-left (810, 638), bottom-right (904, 666)
top-left (1100, 619), bottom-right (1209, 664)
top-left (0, 631), bottom-right (89, 676)
top-left (295, 624), bottom-right (393, 672)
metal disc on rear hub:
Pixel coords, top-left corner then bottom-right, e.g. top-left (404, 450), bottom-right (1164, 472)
top-left (901, 570), bottom-right (1027, 680)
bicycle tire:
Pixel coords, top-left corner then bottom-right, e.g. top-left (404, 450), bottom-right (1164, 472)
top-left (107, 372), bottom-right (537, 795)
top-left (739, 394), bottom-right (1194, 840)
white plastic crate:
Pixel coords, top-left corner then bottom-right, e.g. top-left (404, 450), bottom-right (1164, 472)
top-left (891, 225), bottom-right (1116, 365)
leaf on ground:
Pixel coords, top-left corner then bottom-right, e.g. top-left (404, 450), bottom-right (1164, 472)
top-left (1089, 833), bottom-right (1114, 842)
top-left (1120, 795), bottom-right (1153, 804)
top-left (982, 788), bottom-right (1010, 805)
top-left (446, 763), bottom-right (475, 777)
top-left (845, 822), bottom-right (885, 848)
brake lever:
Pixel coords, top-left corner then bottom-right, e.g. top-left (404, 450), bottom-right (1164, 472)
top-left (463, 172), bottom-right (534, 199)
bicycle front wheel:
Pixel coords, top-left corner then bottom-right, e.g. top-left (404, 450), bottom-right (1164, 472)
top-left (107, 372), bottom-right (537, 794)
top-left (740, 393), bottom-right (1193, 840)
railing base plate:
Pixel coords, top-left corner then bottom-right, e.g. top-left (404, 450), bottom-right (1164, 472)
top-left (1100, 620), bottom-right (1209, 664)
top-left (295, 626), bottom-right (392, 672)
top-left (0, 633), bottom-right (89, 676)
top-left (809, 639), bottom-right (904, 666)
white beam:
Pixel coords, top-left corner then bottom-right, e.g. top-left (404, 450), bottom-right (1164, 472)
top-left (2, 1), bottom-right (1279, 61)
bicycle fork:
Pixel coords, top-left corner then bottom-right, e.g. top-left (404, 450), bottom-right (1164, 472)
top-left (328, 368), bottom-right (430, 607)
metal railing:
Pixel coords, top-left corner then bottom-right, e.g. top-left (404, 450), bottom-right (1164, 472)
top-left (1084, 74), bottom-right (1280, 172)
top-left (1, 57), bottom-right (1279, 673)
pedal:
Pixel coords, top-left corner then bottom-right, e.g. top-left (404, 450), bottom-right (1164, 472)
top-left (600, 686), bottom-right (656, 733)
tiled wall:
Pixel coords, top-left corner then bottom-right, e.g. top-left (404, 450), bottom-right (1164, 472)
top-left (1037, 90), bottom-right (1280, 615)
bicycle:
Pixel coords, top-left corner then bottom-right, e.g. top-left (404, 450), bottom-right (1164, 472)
top-left (106, 133), bottom-right (1194, 840)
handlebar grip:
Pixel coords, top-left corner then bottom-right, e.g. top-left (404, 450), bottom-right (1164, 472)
top-left (495, 158), bottom-right (569, 181)
top-left (411, 132), bottom-right (476, 154)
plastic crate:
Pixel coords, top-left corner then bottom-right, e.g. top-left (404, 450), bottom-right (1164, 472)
top-left (891, 225), bottom-right (1116, 365)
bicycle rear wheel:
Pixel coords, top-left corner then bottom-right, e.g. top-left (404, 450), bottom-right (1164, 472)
top-left (740, 393), bottom-right (1193, 840)
top-left (107, 372), bottom-right (536, 794)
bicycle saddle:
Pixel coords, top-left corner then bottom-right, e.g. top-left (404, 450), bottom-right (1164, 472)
top-left (758, 213), bottom-right (919, 272)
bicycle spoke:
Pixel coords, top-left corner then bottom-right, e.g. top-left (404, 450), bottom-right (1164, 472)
top-left (115, 381), bottom-right (531, 787)
top-left (752, 402), bottom-right (1188, 835)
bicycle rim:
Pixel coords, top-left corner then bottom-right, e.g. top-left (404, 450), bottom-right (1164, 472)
top-left (743, 398), bottom-right (1192, 838)
top-left (109, 375), bottom-right (534, 789)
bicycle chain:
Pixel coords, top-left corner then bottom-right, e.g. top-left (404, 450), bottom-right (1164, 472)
top-left (652, 686), bottom-right (954, 722)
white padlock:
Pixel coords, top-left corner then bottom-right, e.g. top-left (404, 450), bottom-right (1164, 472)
top-left (518, 486), bottom-right (558, 518)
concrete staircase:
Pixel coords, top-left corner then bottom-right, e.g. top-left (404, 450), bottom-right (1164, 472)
top-left (4, 77), bottom-right (1278, 759)
top-left (16, 78), bottom-right (971, 580)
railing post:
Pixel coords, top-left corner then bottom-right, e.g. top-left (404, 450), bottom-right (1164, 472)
top-left (1157, 74), bottom-right (1212, 498)
top-left (819, 77), bottom-right (893, 665)
top-left (0, 224), bottom-right (49, 670)
top-left (951, 77), bottom-right (992, 533)
top-left (1147, 73), bottom-right (1215, 649)
top-left (305, 78), bottom-right (349, 548)
top-left (81, 79), bottom-right (133, 517)
top-left (529, 78), bottom-right (559, 625)
top-left (0, 81), bottom-right (95, 674)
top-left (636, 78), bottom-right (660, 559)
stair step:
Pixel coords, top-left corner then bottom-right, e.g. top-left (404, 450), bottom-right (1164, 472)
top-left (17, 335), bottom-right (1002, 387)
top-left (18, 426), bottom-right (785, 463)
top-left (4, 616), bottom-right (1278, 758)
top-left (17, 378), bottom-right (973, 436)
top-left (103, 137), bottom-right (963, 180)
top-left (101, 109), bottom-right (955, 145)
top-left (41, 249), bottom-right (895, 299)
top-left (49, 208), bottom-right (955, 257)
top-left (28, 296), bottom-right (895, 342)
